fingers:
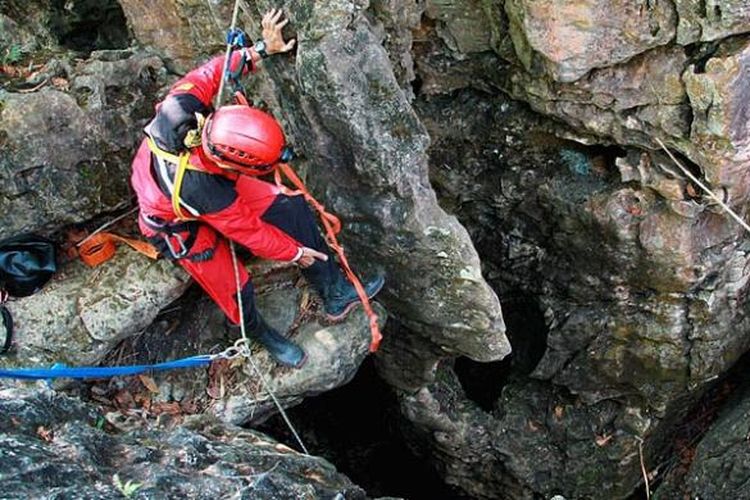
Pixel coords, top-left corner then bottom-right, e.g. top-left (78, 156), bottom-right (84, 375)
top-left (304, 247), bottom-right (329, 262)
top-left (271, 8), bottom-right (283, 24)
top-left (283, 39), bottom-right (296, 51)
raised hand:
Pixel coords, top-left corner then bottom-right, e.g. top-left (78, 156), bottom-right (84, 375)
top-left (261, 8), bottom-right (296, 55)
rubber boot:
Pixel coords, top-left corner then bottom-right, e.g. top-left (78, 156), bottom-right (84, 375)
top-left (322, 272), bottom-right (385, 321)
top-left (248, 314), bottom-right (307, 369)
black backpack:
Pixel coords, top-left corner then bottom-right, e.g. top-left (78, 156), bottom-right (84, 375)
top-left (0, 234), bottom-right (57, 354)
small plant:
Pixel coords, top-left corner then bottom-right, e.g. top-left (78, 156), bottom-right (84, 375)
top-left (1, 45), bottom-right (22, 66)
top-left (113, 474), bottom-right (143, 498)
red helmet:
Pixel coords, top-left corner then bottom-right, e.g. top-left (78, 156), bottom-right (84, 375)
top-left (202, 105), bottom-right (288, 176)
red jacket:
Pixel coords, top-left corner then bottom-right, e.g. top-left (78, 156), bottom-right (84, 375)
top-left (131, 53), bottom-right (302, 262)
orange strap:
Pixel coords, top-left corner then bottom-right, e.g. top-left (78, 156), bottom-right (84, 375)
top-left (78, 232), bottom-right (160, 268)
top-left (275, 163), bottom-right (382, 352)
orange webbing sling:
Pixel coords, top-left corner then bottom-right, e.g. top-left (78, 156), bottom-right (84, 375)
top-left (78, 232), bottom-right (160, 267)
top-left (274, 163), bottom-right (382, 352)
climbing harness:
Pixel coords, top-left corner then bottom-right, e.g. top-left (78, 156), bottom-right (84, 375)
top-left (146, 136), bottom-right (201, 222)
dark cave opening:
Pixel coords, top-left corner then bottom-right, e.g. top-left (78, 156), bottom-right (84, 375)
top-left (258, 357), bottom-right (470, 500)
top-left (455, 294), bottom-right (549, 412)
top-left (48, 0), bottom-right (130, 54)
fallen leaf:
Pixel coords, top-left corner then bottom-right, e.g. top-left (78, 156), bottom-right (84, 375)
top-left (138, 375), bottom-right (160, 394)
top-left (51, 76), bottom-right (69, 90)
top-left (595, 433), bottom-right (613, 447)
top-left (527, 420), bottom-right (540, 432)
top-left (686, 183), bottom-right (698, 198)
top-left (36, 425), bottom-right (54, 442)
top-left (150, 401), bottom-right (181, 416)
top-left (114, 390), bottom-right (136, 410)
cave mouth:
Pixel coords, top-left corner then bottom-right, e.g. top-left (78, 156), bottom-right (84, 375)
top-left (455, 294), bottom-right (549, 412)
top-left (257, 357), bottom-right (471, 500)
top-left (48, 0), bottom-right (130, 54)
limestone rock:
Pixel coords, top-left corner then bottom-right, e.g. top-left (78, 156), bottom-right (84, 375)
top-left (0, 387), bottom-right (366, 499)
top-left (242, 0), bottom-right (510, 370)
top-left (656, 381), bottom-right (750, 499)
top-left (505, 0), bottom-right (677, 82)
top-left (675, 0), bottom-right (750, 44)
top-left (0, 51), bottom-right (168, 239)
top-left (116, 262), bottom-right (386, 426)
top-left (1, 249), bottom-right (190, 370)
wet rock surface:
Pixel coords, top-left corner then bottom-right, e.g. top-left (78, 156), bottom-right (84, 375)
top-left (0, 387), bottom-right (366, 499)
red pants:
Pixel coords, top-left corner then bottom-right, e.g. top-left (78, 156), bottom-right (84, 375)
top-left (176, 176), bottom-right (335, 327)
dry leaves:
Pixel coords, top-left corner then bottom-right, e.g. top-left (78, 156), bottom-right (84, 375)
top-left (595, 433), bottom-right (613, 447)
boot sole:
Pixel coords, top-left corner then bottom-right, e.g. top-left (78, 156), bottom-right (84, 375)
top-left (325, 278), bottom-right (385, 322)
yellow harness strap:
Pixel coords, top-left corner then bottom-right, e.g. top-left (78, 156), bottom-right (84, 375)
top-left (146, 137), bottom-right (199, 221)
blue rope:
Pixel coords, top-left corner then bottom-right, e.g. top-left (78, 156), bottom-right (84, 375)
top-left (0, 354), bottom-right (216, 380)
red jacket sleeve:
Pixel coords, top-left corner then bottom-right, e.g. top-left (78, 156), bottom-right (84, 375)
top-left (199, 197), bottom-right (302, 262)
top-left (168, 51), bottom-right (254, 105)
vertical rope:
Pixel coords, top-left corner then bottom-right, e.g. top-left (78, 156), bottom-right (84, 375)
top-left (212, 0), bottom-right (308, 455)
top-left (229, 241), bottom-right (309, 455)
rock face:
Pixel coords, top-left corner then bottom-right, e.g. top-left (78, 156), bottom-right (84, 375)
top-left (0, 49), bottom-right (168, 239)
top-left (0, 387), bottom-right (366, 499)
top-left (1, 249), bottom-right (190, 370)
top-left (396, 2), bottom-right (750, 498)
top-left (654, 381), bottom-right (750, 499)
top-left (506, 0), bottom-right (677, 82)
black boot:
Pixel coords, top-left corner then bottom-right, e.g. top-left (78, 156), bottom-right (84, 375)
top-left (248, 314), bottom-right (307, 369)
top-left (322, 272), bottom-right (385, 321)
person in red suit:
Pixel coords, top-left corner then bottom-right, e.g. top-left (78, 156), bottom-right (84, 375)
top-left (131, 9), bottom-right (384, 368)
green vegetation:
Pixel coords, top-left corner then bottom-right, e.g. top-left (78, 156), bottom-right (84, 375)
top-left (1, 44), bottom-right (22, 66)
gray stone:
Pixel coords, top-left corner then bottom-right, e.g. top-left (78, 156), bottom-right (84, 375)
top-left (0, 51), bottom-right (168, 239)
top-left (127, 262), bottom-right (387, 426)
top-left (0, 386), bottom-right (366, 499)
top-left (1, 249), bottom-right (190, 370)
top-left (675, 0), bottom-right (750, 44)
top-left (505, 0), bottom-right (677, 82)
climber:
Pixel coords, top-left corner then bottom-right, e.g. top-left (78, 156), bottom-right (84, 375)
top-left (130, 9), bottom-right (384, 369)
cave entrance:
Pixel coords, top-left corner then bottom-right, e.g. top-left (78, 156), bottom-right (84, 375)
top-left (258, 357), bottom-right (470, 499)
top-left (455, 294), bottom-right (548, 412)
top-left (48, 0), bottom-right (130, 54)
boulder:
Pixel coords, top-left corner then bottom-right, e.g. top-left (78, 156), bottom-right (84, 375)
top-left (0, 386), bottom-right (367, 499)
top-left (103, 261), bottom-right (387, 426)
top-left (505, 0), bottom-right (677, 82)
top-left (0, 50), bottom-right (168, 239)
top-left (1, 248), bottom-right (190, 371)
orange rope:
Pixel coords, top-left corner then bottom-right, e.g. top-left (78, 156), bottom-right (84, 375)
top-left (78, 232), bottom-right (160, 268)
top-left (275, 163), bottom-right (382, 352)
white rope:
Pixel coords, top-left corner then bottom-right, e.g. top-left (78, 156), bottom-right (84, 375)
top-left (229, 240), bottom-right (309, 455)
top-left (212, 0), bottom-right (309, 455)
top-left (655, 138), bottom-right (750, 234)
top-left (215, 0), bottom-right (242, 107)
